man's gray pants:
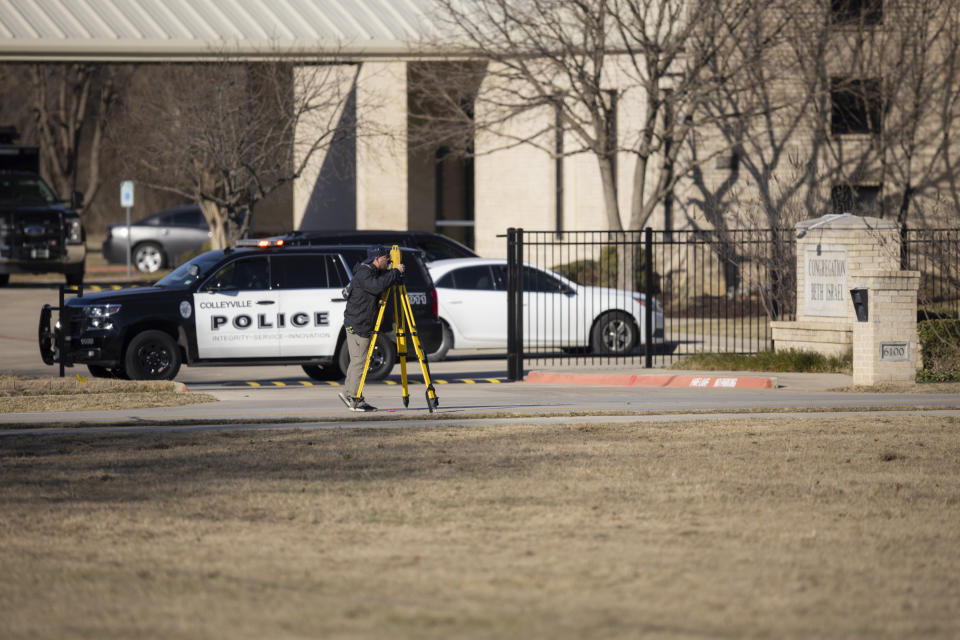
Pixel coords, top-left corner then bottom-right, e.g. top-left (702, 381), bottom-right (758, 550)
top-left (344, 331), bottom-right (371, 398)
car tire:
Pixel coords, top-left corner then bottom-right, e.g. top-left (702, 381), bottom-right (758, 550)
top-left (133, 242), bottom-right (166, 273)
top-left (123, 330), bottom-right (181, 380)
top-left (66, 270), bottom-right (84, 287)
top-left (336, 334), bottom-right (396, 381)
top-left (427, 321), bottom-right (453, 362)
top-left (301, 364), bottom-right (342, 381)
top-left (592, 311), bottom-right (638, 355)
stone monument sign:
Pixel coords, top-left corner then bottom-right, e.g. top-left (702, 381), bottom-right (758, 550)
top-left (771, 214), bottom-right (920, 385)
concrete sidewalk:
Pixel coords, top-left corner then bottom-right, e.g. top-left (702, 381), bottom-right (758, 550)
top-left (437, 351), bottom-right (853, 392)
top-left (523, 367), bottom-right (852, 391)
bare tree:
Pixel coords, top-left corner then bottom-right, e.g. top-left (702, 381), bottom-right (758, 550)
top-left (419, 0), bottom-right (776, 233)
top-left (826, 0), bottom-right (960, 227)
top-left (29, 64), bottom-right (120, 209)
top-left (115, 59), bottom-right (360, 249)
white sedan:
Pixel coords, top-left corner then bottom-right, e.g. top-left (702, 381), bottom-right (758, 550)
top-left (426, 258), bottom-right (664, 361)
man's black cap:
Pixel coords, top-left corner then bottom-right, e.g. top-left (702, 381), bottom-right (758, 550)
top-left (363, 244), bottom-right (389, 264)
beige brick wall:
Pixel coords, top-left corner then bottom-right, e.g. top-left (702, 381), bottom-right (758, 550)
top-left (850, 270), bottom-right (920, 385)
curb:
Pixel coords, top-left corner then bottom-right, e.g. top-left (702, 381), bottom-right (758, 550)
top-left (524, 371), bottom-right (776, 389)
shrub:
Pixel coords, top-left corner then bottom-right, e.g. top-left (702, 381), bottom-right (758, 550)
top-left (917, 319), bottom-right (960, 373)
top-left (671, 348), bottom-right (852, 374)
top-left (553, 245), bottom-right (660, 292)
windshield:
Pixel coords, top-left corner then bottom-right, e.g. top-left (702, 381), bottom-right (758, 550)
top-left (0, 174), bottom-right (58, 205)
top-left (154, 251), bottom-right (224, 289)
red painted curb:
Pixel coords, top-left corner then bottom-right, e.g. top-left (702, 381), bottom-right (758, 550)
top-left (524, 371), bottom-right (773, 389)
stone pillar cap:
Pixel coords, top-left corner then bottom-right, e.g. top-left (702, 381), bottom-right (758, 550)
top-left (796, 213), bottom-right (898, 236)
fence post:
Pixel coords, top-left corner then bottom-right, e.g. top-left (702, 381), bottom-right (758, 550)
top-left (507, 228), bottom-right (524, 381)
top-left (644, 227), bottom-right (653, 369)
top-left (899, 222), bottom-right (909, 270)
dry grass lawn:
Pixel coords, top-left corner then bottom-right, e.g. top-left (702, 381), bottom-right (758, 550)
top-left (0, 375), bottom-right (217, 413)
top-left (1, 415), bottom-right (959, 639)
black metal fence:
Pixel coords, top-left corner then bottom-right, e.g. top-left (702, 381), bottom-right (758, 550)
top-left (901, 227), bottom-right (960, 318)
top-left (504, 227), bottom-right (960, 379)
top-left (505, 228), bottom-right (796, 379)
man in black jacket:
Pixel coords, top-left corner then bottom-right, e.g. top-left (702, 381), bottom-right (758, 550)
top-left (338, 245), bottom-right (405, 412)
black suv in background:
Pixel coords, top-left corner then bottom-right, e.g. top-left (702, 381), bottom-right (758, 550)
top-left (39, 242), bottom-right (440, 381)
top-left (0, 128), bottom-right (86, 286)
top-left (279, 230), bottom-right (477, 262)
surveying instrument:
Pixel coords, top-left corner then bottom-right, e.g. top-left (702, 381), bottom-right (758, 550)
top-left (355, 245), bottom-right (440, 412)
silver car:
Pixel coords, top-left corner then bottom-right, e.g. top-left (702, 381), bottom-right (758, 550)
top-left (102, 205), bottom-right (210, 273)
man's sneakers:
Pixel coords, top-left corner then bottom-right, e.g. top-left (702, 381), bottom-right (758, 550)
top-left (338, 392), bottom-right (377, 412)
top-left (351, 398), bottom-right (377, 412)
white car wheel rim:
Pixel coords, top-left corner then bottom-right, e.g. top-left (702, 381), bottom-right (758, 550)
top-left (604, 320), bottom-right (630, 352)
top-left (136, 247), bottom-right (162, 273)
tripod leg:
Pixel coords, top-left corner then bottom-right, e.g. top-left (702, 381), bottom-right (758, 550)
top-left (398, 284), bottom-right (439, 412)
top-left (393, 287), bottom-right (409, 407)
top-left (355, 291), bottom-right (389, 402)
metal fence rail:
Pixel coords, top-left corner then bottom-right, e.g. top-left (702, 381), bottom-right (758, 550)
top-left (901, 227), bottom-right (960, 318)
top-left (504, 227), bottom-right (958, 379)
top-left (505, 228), bottom-right (796, 379)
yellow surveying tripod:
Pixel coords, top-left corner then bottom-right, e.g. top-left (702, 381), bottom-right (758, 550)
top-left (355, 245), bottom-right (440, 412)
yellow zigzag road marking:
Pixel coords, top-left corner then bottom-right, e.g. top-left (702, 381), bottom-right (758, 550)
top-left (238, 377), bottom-right (505, 387)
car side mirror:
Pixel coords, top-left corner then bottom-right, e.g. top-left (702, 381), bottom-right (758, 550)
top-left (70, 191), bottom-right (84, 210)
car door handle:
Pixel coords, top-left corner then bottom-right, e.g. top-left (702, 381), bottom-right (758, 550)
top-left (331, 297), bottom-right (346, 302)
top-left (449, 300), bottom-right (463, 304)
top-left (257, 300), bottom-right (275, 305)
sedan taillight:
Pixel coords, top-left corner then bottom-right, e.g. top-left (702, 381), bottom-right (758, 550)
top-left (430, 288), bottom-right (438, 319)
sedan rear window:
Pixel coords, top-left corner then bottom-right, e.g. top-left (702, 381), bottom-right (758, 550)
top-left (438, 265), bottom-right (497, 290)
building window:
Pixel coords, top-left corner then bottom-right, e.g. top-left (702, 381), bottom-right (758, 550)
top-left (831, 0), bottom-right (883, 25)
top-left (831, 184), bottom-right (881, 214)
top-left (831, 78), bottom-right (882, 135)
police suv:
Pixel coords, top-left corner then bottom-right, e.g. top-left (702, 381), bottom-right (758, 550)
top-left (38, 241), bottom-right (441, 381)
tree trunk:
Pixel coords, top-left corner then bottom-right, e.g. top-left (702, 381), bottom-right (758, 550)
top-left (200, 200), bottom-right (229, 250)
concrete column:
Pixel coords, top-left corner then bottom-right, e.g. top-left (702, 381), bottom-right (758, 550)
top-left (850, 270), bottom-right (921, 386)
top-left (473, 63), bottom-right (554, 258)
top-left (292, 64), bottom-right (360, 231)
top-left (356, 61), bottom-right (408, 230)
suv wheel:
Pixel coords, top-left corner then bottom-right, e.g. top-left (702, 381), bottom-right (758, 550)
top-left (124, 330), bottom-right (181, 380)
top-left (336, 334), bottom-right (396, 381)
top-left (134, 242), bottom-right (166, 273)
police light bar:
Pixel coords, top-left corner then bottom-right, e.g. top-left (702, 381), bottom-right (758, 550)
top-left (236, 238), bottom-right (285, 248)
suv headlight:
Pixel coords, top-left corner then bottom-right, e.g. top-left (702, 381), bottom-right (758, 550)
top-left (83, 304), bottom-right (121, 330)
top-left (67, 219), bottom-right (83, 242)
